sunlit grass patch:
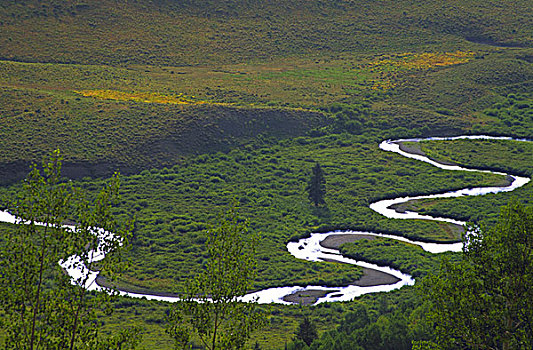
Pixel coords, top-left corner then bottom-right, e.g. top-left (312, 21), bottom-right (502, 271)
top-left (365, 51), bottom-right (475, 90)
top-left (75, 89), bottom-right (212, 105)
top-left (369, 51), bottom-right (475, 70)
top-left (239, 51), bottom-right (476, 95)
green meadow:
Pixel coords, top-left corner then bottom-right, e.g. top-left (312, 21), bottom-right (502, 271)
top-left (0, 0), bottom-right (532, 348)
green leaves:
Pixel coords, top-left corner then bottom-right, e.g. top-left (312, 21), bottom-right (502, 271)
top-left (167, 204), bottom-right (266, 350)
top-left (421, 200), bottom-right (533, 349)
top-left (0, 151), bottom-right (136, 349)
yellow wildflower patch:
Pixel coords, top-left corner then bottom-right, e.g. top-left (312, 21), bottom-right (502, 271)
top-left (369, 51), bottom-right (475, 70)
top-left (401, 51), bottom-right (475, 69)
top-left (364, 51), bottom-right (475, 91)
top-left (371, 80), bottom-right (397, 91)
top-left (75, 89), bottom-right (205, 105)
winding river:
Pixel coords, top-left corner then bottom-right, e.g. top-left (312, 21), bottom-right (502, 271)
top-left (0, 135), bottom-right (531, 305)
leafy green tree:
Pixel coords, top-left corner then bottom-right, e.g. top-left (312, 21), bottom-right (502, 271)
top-left (296, 316), bottom-right (318, 347)
top-left (411, 341), bottom-right (440, 350)
top-left (307, 162), bottom-right (326, 207)
top-left (419, 200), bottom-right (533, 350)
top-left (167, 204), bottom-right (265, 350)
top-left (0, 151), bottom-right (137, 349)
top-left (339, 303), bottom-right (370, 334)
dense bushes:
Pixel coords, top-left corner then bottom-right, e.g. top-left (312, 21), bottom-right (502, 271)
top-left (286, 291), bottom-right (436, 350)
top-left (20, 133), bottom-right (505, 293)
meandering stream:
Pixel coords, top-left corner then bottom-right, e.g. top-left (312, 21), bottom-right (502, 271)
top-left (1, 135), bottom-right (530, 305)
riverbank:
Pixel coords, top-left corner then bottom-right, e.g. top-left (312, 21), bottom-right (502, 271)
top-left (280, 265), bottom-right (402, 305)
top-left (1, 135), bottom-right (529, 306)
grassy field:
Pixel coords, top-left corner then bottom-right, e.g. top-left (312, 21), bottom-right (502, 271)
top-left (396, 137), bottom-right (533, 225)
top-left (1, 48), bottom-right (531, 186)
top-left (1, 0), bottom-right (532, 348)
top-left (1, 0), bottom-right (531, 66)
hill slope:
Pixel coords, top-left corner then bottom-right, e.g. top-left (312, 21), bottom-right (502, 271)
top-left (0, 0), bottom-right (531, 66)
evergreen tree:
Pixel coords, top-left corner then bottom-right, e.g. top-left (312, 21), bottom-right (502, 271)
top-left (296, 316), bottom-right (318, 346)
top-left (307, 162), bottom-right (326, 206)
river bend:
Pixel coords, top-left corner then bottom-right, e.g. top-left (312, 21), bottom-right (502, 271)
top-left (0, 135), bottom-right (530, 304)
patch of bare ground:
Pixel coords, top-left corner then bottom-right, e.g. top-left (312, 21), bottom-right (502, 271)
top-left (282, 289), bottom-right (337, 305)
top-left (397, 141), bottom-right (458, 166)
top-left (281, 234), bottom-right (402, 304)
top-left (281, 267), bottom-right (400, 305)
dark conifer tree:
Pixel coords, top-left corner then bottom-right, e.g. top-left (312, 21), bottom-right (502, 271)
top-left (296, 316), bottom-right (318, 346)
top-left (308, 162), bottom-right (326, 206)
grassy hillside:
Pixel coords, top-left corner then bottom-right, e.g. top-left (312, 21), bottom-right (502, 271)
top-left (0, 0), bottom-right (531, 66)
top-left (1, 48), bottom-right (531, 185)
top-left (0, 0), bottom-right (531, 182)
top-left (0, 81), bottom-right (326, 184)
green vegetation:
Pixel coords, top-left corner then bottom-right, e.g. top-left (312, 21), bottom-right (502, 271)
top-left (340, 238), bottom-right (460, 278)
top-left (0, 0), bottom-right (531, 67)
top-left (419, 201), bottom-right (533, 349)
top-left (46, 133), bottom-right (507, 294)
top-left (419, 136), bottom-right (533, 179)
top-left (0, 152), bottom-right (138, 349)
top-left (0, 0), bottom-right (532, 348)
top-left (284, 202), bottom-right (533, 350)
top-left (167, 205), bottom-right (265, 350)
top-left (307, 163), bottom-right (326, 207)
top-left (0, 78), bottom-right (325, 185)
top-left (285, 289), bottom-right (434, 350)
top-left (295, 317), bottom-right (318, 347)
top-left (398, 137), bottom-right (533, 225)
top-left (480, 93), bottom-right (533, 137)
top-left (0, 134), bottom-right (523, 349)
top-left (0, 35), bottom-right (531, 186)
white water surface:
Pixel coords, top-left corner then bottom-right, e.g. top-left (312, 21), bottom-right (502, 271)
top-left (0, 135), bottom-right (530, 304)
top-left (373, 137), bottom-right (530, 224)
